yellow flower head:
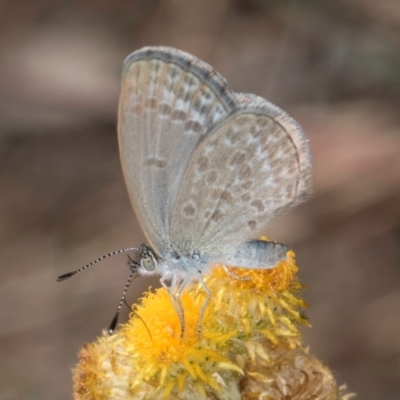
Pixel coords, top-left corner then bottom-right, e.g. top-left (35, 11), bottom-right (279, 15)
top-left (73, 250), bottom-right (354, 400)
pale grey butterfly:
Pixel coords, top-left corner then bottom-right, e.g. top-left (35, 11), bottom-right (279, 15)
top-left (58, 46), bottom-right (312, 337)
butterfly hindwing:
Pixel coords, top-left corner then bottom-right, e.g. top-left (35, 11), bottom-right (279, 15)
top-left (169, 97), bottom-right (312, 260)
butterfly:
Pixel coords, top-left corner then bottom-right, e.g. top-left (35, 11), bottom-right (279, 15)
top-left (58, 46), bottom-right (312, 337)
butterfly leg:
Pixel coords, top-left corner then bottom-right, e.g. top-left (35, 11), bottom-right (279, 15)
top-left (175, 274), bottom-right (191, 338)
top-left (160, 274), bottom-right (188, 338)
top-left (197, 275), bottom-right (211, 339)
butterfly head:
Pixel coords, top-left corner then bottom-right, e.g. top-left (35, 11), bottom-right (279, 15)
top-left (138, 244), bottom-right (159, 274)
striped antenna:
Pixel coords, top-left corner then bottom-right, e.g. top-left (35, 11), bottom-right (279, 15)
top-left (108, 255), bottom-right (151, 337)
top-left (108, 266), bottom-right (138, 334)
top-left (57, 247), bottom-right (139, 281)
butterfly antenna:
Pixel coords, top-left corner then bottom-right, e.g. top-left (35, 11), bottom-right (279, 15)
top-left (108, 258), bottom-right (140, 334)
top-left (57, 247), bottom-right (139, 282)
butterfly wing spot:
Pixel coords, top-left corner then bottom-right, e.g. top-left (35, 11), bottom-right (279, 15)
top-left (192, 98), bottom-right (203, 114)
top-left (144, 158), bottom-right (168, 168)
top-left (248, 220), bottom-right (257, 230)
top-left (182, 202), bottom-right (197, 218)
top-left (256, 117), bottom-right (269, 128)
top-left (168, 65), bottom-right (180, 79)
top-left (251, 199), bottom-right (264, 213)
top-left (226, 127), bottom-right (241, 145)
top-left (229, 152), bottom-right (247, 166)
top-left (206, 170), bottom-right (218, 186)
top-left (172, 109), bottom-right (187, 122)
top-left (199, 87), bottom-right (212, 101)
top-left (221, 190), bottom-right (234, 204)
top-left (240, 180), bottom-right (253, 191)
top-left (246, 142), bottom-right (259, 155)
top-left (159, 103), bottom-right (172, 116)
top-left (211, 209), bottom-right (224, 222)
top-left (250, 126), bottom-right (266, 142)
top-left (150, 59), bottom-right (162, 74)
top-left (239, 164), bottom-right (252, 180)
top-left (196, 155), bottom-right (209, 173)
top-left (184, 120), bottom-right (203, 135)
top-left (210, 104), bottom-right (226, 124)
top-left (183, 74), bottom-right (196, 87)
top-left (176, 85), bottom-right (191, 105)
top-left (145, 97), bottom-right (158, 110)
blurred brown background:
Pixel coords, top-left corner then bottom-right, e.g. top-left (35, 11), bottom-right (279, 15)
top-left (1, 0), bottom-right (400, 399)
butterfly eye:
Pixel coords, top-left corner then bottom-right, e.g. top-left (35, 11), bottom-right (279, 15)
top-left (141, 253), bottom-right (157, 271)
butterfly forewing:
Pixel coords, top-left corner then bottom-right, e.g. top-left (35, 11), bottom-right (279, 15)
top-left (118, 47), bottom-right (239, 256)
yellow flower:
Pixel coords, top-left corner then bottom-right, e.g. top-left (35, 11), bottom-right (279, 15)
top-left (73, 250), bottom-right (354, 400)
